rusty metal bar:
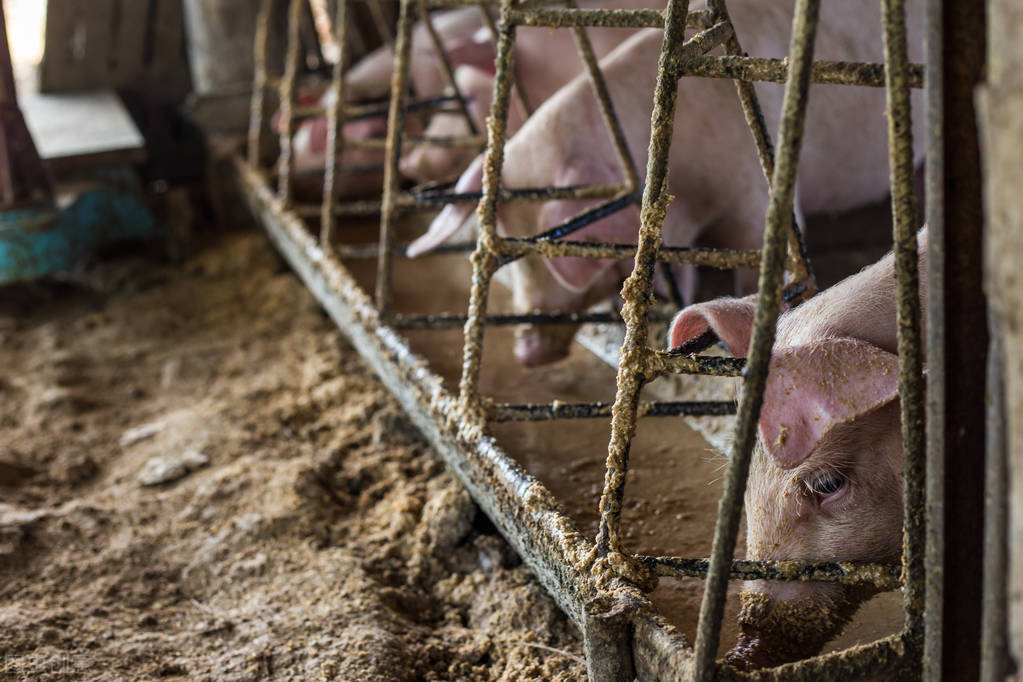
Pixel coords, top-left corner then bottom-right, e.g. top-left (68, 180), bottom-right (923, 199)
top-left (693, 0), bottom-right (821, 677)
top-left (639, 556), bottom-right (903, 591)
top-left (248, 0), bottom-right (274, 167)
top-left (476, 3), bottom-right (532, 120)
top-left (497, 193), bottom-right (640, 262)
top-left (418, 1), bottom-right (480, 135)
top-left (276, 0), bottom-right (306, 205)
top-left (566, 0), bottom-right (640, 196)
top-left (683, 54), bottom-right (925, 89)
top-left (321, 0), bottom-right (352, 244)
top-left (594, 0), bottom-right (705, 562)
top-left (375, 0), bottom-right (418, 317)
top-left (923, 0), bottom-right (988, 677)
top-left (367, 0), bottom-right (396, 45)
top-left (344, 93), bottom-right (469, 120)
top-left (704, 0), bottom-right (817, 304)
top-left (340, 134), bottom-right (488, 149)
top-left (646, 351), bottom-right (746, 378)
top-left (393, 310), bottom-right (639, 328)
top-left (490, 400), bottom-right (737, 421)
top-left (330, 237), bottom-right (761, 271)
top-left (504, 240), bottom-right (760, 270)
top-left (504, 6), bottom-right (712, 29)
top-left (881, 0), bottom-right (927, 666)
top-left (455, 0), bottom-right (517, 416)
top-left (584, 596), bottom-right (636, 682)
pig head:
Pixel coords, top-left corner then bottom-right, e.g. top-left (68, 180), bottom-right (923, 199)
top-left (408, 30), bottom-right (688, 366)
top-left (407, 93), bottom-right (650, 366)
top-left (666, 231), bottom-right (927, 669)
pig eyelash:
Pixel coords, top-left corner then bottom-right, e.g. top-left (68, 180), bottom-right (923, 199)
top-left (803, 470), bottom-right (848, 502)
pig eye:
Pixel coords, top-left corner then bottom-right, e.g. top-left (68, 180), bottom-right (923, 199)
top-left (805, 472), bottom-right (846, 498)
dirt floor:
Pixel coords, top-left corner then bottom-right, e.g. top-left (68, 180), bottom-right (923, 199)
top-left (0, 230), bottom-right (586, 681)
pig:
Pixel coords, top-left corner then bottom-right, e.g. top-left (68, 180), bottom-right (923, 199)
top-left (666, 229), bottom-right (928, 669)
top-left (320, 2), bottom-right (654, 187)
top-left (273, 86), bottom-right (406, 200)
top-left (344, 7), bottom-right (491, 102)
top-left (269, 8), bottom-right (488, 199)
top-left (397, 11), bottom-right (654, 183)
top-left (408, 0), bottom-right (925, 366)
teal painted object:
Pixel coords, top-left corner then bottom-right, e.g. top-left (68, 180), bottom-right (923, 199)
top-left (0, 167), bottom-right (157, 284)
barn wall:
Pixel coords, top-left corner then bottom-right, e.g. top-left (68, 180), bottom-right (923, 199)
top-left (980, 0), bottom-right (1023, 675)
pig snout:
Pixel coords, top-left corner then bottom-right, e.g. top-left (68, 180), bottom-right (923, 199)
top-left (514, 325), bottom-right (577, 367)
top-left (725, 583), bottom-right (873, 670)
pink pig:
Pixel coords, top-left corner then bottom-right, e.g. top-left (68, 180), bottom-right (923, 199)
top-left (667, 229), bottom-right (928, 669)
top-left (273, 87), bottom-right (409, 200)
top-left (408, 0), bottom-right (924, 366)
top-left (329, 3), bottom-right (656, 187)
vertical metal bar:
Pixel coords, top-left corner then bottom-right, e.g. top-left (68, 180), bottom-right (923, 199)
top-left (248, 0), bottom-right (274, 167)
top-left (582, 596), bottom-right (635, 682)
top-left (418, 1), bottom-right (479, 135)
top-left (375, 0), bottom-right (416, 317)
top-left (692, 0), bottom-right (820, 678)
top-left (881, 0), bottom-right (926, 661)
top-left (322, 0), bottom-right (352, 245)
top-left (477, 3), bottom-right (532, 121)
top-left (594, 0), bottom-right (690, 558)
top-left (924, 0), bottom-right (988, 676)
top-left (981, 316), bottom-right (1009, 682)
top-left (705, 0), bottom-right (817, 299)
top-left (368, 0), bottom-right (396, 46)
top-left (456, 0), bottom-right (517, 412)
top-left (567, 0), bottom-right (640, 194)
top-left (923, 0), bottom-right (944, 673)
top-left (277, 0), bottom-right (305, 205)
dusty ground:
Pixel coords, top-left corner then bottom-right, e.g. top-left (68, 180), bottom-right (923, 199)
top-left (0, 230), bottom-right (585, 681)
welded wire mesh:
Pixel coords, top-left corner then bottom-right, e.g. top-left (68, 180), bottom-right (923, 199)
top-left (245, 0), bottom-right (928, 677)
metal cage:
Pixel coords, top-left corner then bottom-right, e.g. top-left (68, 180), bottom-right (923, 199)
top-left (236, 0), bottom-right (994, 678)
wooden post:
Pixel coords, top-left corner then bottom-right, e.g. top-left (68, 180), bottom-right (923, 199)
top-left (0, 0), bottom-right (51, 208)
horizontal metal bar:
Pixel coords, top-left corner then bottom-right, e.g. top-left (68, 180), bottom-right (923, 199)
top-left (333, 238), bottom-right (761, 274)
top-left (681, 54), bottom-right (925, 88)
top-left (638, 555), bottom-right (903, 591)
top-left (391, 309), bottom-right (676, 329)
top-left (409, 183), bottom-right (627, 206)
top-left (491, 400), bottom-right (737, 421)
top-left (511, 192), bottom-right (641, 246)
top-left (335, 241), bottom-right (478, 259)
top-left (291, 183), bottom-right (629, 219)
top-left (343, 93), bottom-right (466, 121)
top-left (504, 6), bottom-right (713, 29)
top-left (502, 239), bottom-right (762, 270)
top-left (342, 134), bottom-right (488, 150)
top-left (647, 350), bottom-right (746, 377)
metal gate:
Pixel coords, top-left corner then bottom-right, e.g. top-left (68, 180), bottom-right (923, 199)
top-left (235, 0), bottom-right (995, 678)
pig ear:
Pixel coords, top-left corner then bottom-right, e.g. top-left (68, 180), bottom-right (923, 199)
top-left (667, 296), bottom-right (757, 356)
top-left (759, 338), bottom-right (900, 468)
top-left (542, 165), bottom-right (630, 293)
top-left (406, 154), bottom-right (484, 257)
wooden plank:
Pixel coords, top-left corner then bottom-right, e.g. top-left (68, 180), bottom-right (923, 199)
top-left (21, 90), bottom-right (146, 168)
top-left (113, 0), bottom-right (150, 84)
top-left (39, 0), bottom-right (83, 92)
